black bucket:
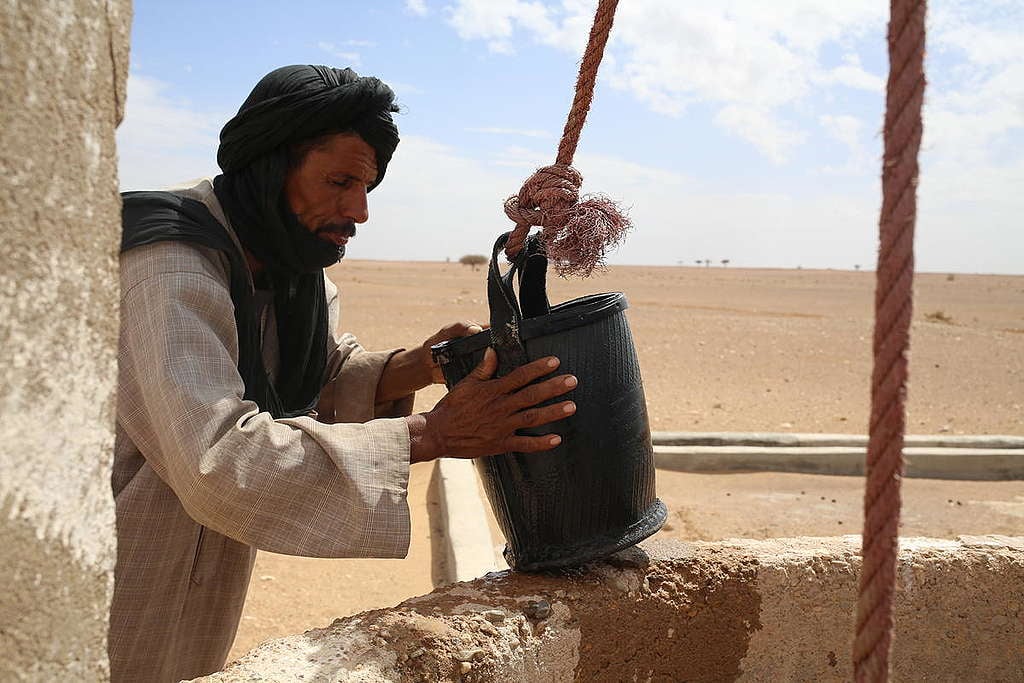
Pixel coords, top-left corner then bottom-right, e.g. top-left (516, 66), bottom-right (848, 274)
top-left (431, 233), bottom-right (666, 571)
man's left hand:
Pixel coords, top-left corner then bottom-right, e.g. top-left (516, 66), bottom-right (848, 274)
top-left (421, 321), bottom-right (486, 384)
top-left (376, 321), bottom-right (486, 404)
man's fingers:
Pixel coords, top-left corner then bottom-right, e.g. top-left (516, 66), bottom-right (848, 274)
top-left (426, 321), bottom-right (487, 347)
top-left (503, 433), bottom-right (563, 453)
top-left (452, 321), bottom-right (483, 336)
top-left (495, 355), bottom-right (561, 392)
top-left (469, 347), bottom-right (498, 380)
top-left (516, 401), bottom-right (576, 429)
top-left (508, 374), bottom-right (577, 410)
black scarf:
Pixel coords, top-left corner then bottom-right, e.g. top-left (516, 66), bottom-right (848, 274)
top-left (121, 65), bottom-right (400, 419)
top-left (120, 190), bottom-right (321, 418)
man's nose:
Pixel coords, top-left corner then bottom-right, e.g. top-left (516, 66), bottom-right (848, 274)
top-left (343, 188), bottom-right (369, 224)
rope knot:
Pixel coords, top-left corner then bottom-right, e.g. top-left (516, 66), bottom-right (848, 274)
top-left (504, 164), bottom-right (582, 230)
top-left (503, 164), bottom-right (631, 278)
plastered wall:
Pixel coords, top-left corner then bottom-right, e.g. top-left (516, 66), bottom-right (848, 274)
top-left (0, 1), bottom-right (131, 679)
top-left (198, 536), bottom-right (1024, 682)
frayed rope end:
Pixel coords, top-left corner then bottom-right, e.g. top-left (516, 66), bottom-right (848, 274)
top-left (543, 194), bottom-right (632, 278)
top-left (503, 164), bottom-right (632, 278)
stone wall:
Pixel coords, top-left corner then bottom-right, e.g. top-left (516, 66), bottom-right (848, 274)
top-left (198, 536), bottom-right (1024, 682)
top-left (0, 1), bottom-right (131, 679)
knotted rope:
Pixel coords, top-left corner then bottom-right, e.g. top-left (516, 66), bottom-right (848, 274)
top-left (503, 0), bottom-right (630, 277)
top-left (853, 1), bottom-right (926, 680)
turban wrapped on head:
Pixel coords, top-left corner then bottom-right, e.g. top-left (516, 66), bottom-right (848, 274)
top-left (217, 65), bottom-right (400, 190)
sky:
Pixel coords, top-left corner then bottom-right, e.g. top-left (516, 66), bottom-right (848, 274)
top-left (118, 0), bottom-right (1024, 274)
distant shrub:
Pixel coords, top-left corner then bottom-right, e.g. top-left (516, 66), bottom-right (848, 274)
top-left (924, 310), bottom-right (954, 324)
top-left (946, 273), bottom-right (955, 282)
top-left (459, 254), bottom-right (489, 271)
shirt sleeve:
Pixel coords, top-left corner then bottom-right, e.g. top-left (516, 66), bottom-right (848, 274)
top-left (117, 243), bottom-right (411, 559)
top-left (317, 274), bottom-right (417, 423)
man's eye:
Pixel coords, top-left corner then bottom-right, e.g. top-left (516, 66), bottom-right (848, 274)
top-left (331, 179), bottom-right (352, 189)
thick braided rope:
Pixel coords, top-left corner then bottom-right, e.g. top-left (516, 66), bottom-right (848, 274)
top-left (504, 0), bottom-right (630, 277)
top-left (853, 1), bottom-right (926, 680)
top-left (555, 0), bottom-right (617, 167)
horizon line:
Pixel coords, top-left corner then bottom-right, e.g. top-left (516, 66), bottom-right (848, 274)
top-left (330, 258), bottom-right (1024, 277)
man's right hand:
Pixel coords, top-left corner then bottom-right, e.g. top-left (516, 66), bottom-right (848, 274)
top-left (405, 348), bottom-right (577, 463)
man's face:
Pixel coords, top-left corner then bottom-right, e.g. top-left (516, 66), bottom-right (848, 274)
top-left (284, 133), bottom-right (378, 255)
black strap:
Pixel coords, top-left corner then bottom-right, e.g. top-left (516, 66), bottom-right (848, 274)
top-left (486, 233), bottom-right (552, 377)
top-left (517, 238), bottom-right (551, 319)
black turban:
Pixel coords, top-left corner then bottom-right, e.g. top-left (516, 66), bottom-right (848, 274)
top-left (217, 65), bottom-right (399, 190)
top-left (197, 65), bottom-right (400, 417)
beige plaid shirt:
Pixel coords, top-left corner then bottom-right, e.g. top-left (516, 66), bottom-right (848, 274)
top-left (109, 179), bottom-right (414, 682)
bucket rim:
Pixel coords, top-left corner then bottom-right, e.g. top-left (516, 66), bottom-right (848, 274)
top-left (433, 291), bottom-right (629, 359)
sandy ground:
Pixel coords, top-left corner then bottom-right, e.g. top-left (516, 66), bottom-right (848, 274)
top-left (229, 261), bottom-right (1024, 661)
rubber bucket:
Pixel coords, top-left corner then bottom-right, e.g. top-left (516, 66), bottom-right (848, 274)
top-left (431, 232), bottom-right (666, 571)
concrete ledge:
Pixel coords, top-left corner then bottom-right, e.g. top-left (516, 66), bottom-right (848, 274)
top-left (434, 459), bottom-right (503, 584)
top-left (429, 433), bottom-right (1023, 597)
top-left (652, 431), bottom-right (1024, 449)
top-left (198, 536), bottom-right (1023, 682)
top-left (654, 445), bottom-right (1024, 479)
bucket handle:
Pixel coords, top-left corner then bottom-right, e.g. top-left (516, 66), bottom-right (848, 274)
top-left (487, 232), bottom-right (551, 376)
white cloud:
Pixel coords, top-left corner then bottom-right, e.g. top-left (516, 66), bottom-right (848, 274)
top-left (925, 8), bottom-right (1024, 161)
top-left (715, 106), bottom-right (807, 164)
top-left (444, 0), bottom-right (584, 55)
top-left (818, 113), bottom-right (871, 173)
top-left (406, 0), bottom-right (428, 17)
top-left (445, 0), bottom-right (886, 161)
top-left (572, 149), bottom-right (692, 190)
top-left (116, 73), bottom-right (224, 189)
top-left (466, 127), bottom-right (552, 138)
top-left (930, 0), bottom-right (1024, 66)
top-left (816, 53), bottom-right (884, 92)
top-left (820, 115), bottom-right (862, 150)
top-left (914, 1), bottom-right (1024, 268)
top-left (317, 41), bottom-right (361, 66)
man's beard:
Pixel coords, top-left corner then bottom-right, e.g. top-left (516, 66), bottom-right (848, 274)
top-left (284, 210), bottom-right (357, 272)
top-left (314, 222), bottom-right (357, 261)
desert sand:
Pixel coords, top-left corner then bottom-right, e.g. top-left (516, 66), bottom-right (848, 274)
top-left (228, 260), bottom-right (1023, 660)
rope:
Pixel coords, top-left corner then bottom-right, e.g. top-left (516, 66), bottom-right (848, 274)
top-left (853, 1), bottom-right (926, 680)
top-left (503, 0), bottom-right (630, 277)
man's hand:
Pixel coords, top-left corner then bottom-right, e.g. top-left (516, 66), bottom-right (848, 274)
top-left (406, 348), bottom-right (577, 463)
top-left (421, 321), bottom-right (486, 383)
top-left (375, 321), bottom-right (485, 404)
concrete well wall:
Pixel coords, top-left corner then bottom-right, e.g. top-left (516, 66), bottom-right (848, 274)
top-left (0, 1), bottom-right (131, 679)
top-left (199, 536), bottom-right (1023, 682)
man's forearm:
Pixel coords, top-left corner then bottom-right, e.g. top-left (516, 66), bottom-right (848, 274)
top-left (376, 346), bottom-right (433, 404)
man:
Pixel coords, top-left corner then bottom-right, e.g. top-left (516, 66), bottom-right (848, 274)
top-left (111, 65), bottom-right (577, 682)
